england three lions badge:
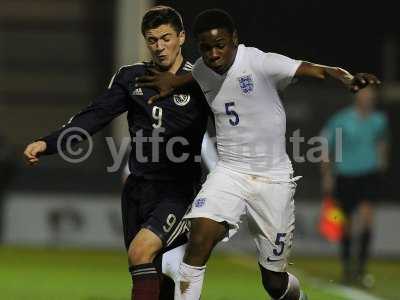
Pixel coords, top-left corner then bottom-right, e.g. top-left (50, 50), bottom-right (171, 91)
top-left (238, 74), bottom-right (254, 95)
top-left (173, 94), bottom-right (191, 106)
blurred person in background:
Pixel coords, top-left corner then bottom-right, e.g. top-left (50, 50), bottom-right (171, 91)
top-left (23, 6), bottom-right (211, 300)
top-left (321, 86), bottom-right (389, 286)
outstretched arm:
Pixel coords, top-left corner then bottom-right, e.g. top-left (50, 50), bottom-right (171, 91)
top-left (136, 61), bottom-right (381, 104)
top-left (23, 70), bottom-right (130, 165)
top-left (295, 62), bottom-right (381, 92)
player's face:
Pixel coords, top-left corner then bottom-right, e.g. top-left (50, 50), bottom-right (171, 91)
top-left (197, 28), bottom-right (238, 74)
top-left (144, 24), bottom-right (185, 70)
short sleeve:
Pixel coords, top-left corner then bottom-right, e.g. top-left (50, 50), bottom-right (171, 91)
top-left (260, 52), bottom-right (301, 90)
top-left (376, 112), bottom-right (389, 142)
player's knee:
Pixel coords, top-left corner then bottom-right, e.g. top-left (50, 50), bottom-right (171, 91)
top-left (260, 267), bottom-right (288, 299)
top-left (191, 219), bottom-right (226, 245)
top-left (184, 232), bottom-right (218, 265)
top-left (186, 234), bottom-right (212, 259)
top-left (128, 240), bottom-right (160, 265)
top-left (184, 218), bottom-right (226, 265)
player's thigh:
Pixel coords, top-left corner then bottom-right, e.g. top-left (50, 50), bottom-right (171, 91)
top-left (247, 180), bottom-right (297, 272)
top-left (141, 179), bottom-right (196, 248)
top-left (185, 218), bottom-right (228, 265)
top-left (185, 165), bottom-right (248, 240)
top-left (190, 217), bottom-right (228, 246)
top-left (121, 175), bottom-right (142, 250)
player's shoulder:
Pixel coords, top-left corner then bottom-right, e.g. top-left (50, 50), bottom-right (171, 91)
top-left (117, 62), bottom-right (147, 76)
top-left (108, 62), bottom-right (147, 88)
top-left (242, 46), bottom-right (289, 72)
top-left (243, 45), bottom-right (266, 57)
top-left (247, 47), bottom-right (291, 63)
top-left (242, 45), bottom-right (273, 59)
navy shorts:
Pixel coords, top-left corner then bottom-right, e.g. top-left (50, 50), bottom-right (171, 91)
top-left (334, 172), bottom-right (381, 214)
top-left (121, 175), bottom-right (199, 250)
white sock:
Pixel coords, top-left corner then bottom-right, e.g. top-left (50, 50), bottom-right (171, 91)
top-left (175, 262), bottom-right (206, 300)
top-left (161, 243), bottom-right (187, 281)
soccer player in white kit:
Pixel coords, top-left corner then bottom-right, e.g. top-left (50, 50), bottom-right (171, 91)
top-left (137, 9), bottom-right (380, 300)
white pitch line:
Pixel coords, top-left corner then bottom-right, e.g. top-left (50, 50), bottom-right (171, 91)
top-left (325, 284), bottom-right (384, 300)
top-left (293, 268), bottom-right (385, 300)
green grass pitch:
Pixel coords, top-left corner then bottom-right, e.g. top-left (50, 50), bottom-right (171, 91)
top-left (0, 246), bottom-right (398, 300)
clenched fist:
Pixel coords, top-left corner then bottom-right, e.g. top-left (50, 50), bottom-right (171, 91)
top-left (23, 141), bottom-right (47, 165)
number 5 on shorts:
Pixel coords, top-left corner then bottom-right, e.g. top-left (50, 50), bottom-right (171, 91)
top-left (273, 233), bottom-right (287, 256)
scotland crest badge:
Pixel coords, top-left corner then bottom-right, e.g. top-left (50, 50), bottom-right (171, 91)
top-left (238, 74), bottom-right (254, 95)
top-left (173, 94), bottom-right (191, 106)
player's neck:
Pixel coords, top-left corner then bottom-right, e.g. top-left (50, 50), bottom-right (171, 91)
top-left (218, 47), bottom-right (238, 75)
top-left (228, 47), bottom-right (238, 70)
top-left (168, 53), bottom-right (184, 74)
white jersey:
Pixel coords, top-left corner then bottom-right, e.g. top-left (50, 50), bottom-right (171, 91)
top-left (192, 44), bottom-right (301, 177)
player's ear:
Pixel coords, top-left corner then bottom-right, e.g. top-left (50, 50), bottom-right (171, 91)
top-left (232, 30), bottom-right (239, 47)
top-left (178, 30), bottom-right (186, 46)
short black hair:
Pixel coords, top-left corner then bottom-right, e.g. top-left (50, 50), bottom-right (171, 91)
top-left (141, 6), bottom-right (184, 35)
top-left (193, 9), bottom-right (236, 37)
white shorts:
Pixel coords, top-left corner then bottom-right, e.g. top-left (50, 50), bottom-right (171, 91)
top-left (184, 164), bottom-right (299, 272)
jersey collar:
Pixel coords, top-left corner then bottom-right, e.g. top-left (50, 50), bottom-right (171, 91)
top-left (145, 58), bottom-right (193, 75)
top-left (177, 59), bottom-right (194, 74)
top-left (225, 44), bottom-right (244, 78)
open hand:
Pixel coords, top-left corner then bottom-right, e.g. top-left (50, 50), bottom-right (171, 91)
top-left (135, 68), bottom-right (176, 104)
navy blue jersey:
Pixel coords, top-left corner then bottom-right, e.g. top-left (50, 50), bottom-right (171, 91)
top-left (41, 60), bottom-right (210, 180)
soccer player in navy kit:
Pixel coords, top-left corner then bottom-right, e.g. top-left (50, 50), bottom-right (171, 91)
top-left (23, 6), bottom-right (210, 300)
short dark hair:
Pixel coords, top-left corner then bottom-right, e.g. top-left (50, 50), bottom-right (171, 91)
top-left (193, 9), bottom-right (236, 37)
top-left (141, 6), bottom-right (184, 35)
